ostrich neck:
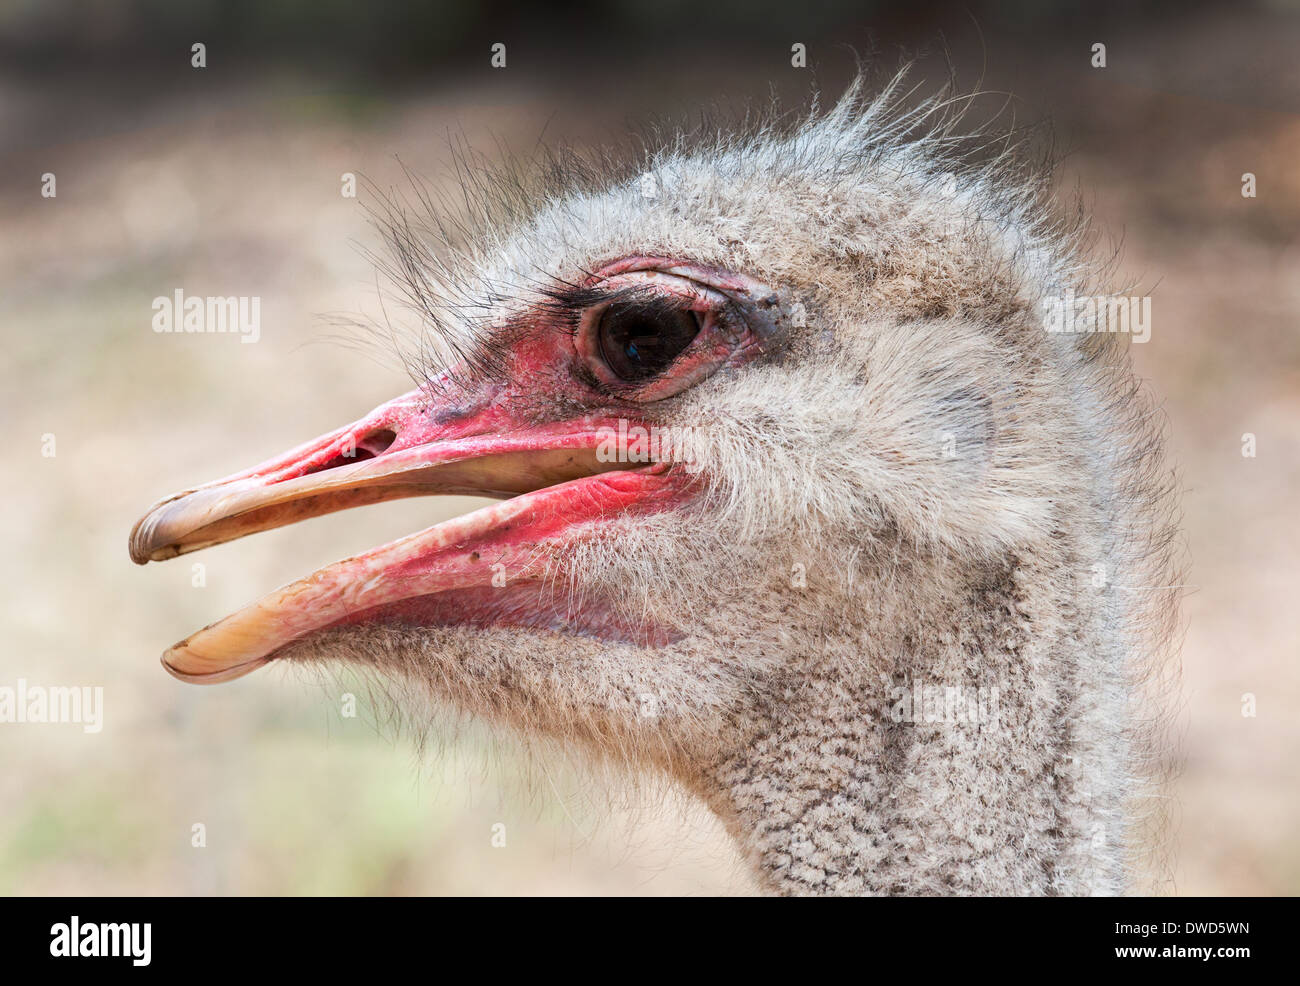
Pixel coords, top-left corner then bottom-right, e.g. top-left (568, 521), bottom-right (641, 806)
top-left (696, 555), bottom-right (1129, 896)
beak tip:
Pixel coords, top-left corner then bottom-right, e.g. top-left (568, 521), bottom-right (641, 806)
top-left (130, 488), bottom-right (212, 564)
top-left (129, 512), bottom-right (165, 565)
top-left (161, 646), bottom-right (269, 685)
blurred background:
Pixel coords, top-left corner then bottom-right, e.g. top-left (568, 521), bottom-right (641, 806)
top-left (1, 0), bottom-right (1297, 895)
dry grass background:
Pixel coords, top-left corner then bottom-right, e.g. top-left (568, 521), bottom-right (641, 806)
top-left (1, 6), bottom-right (1296, 894)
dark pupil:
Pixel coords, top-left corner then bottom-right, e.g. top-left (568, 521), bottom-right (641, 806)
top-left (597, 301), bottom-right (699, 382)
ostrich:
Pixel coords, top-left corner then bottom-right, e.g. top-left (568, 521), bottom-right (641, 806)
top-left (129, 74), bottom-right (1180, 896)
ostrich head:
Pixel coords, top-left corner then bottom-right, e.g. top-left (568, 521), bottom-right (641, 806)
top-left (130, 76), bottom-right (1178, 896)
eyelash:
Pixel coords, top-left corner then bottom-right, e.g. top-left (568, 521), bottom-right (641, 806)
top-left (539, 284), bottom-right (684, 334)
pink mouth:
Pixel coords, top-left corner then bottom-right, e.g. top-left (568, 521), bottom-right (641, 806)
top-left (129, 387), bottom-right (690, 683)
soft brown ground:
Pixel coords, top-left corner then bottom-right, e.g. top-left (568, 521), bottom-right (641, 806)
top-left (1, 9), bottom-right (1296, 894)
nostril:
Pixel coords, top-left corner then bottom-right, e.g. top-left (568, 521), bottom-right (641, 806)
top-left (356, 428), bottom-right (397, 458)
top-left (304, 428), bottom-right (398, 474)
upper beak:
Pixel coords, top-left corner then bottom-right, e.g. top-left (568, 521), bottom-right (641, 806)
top-left (130, 386), bottom-right (665, 683)
top-left (130, 388), bottom-right (620, 565)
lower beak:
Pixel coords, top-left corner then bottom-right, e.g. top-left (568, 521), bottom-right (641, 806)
top-left (129, 387), bottom-right (670, 683)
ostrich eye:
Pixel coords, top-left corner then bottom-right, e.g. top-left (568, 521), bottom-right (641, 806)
top-left (597, 300), bottom-right (701, 382)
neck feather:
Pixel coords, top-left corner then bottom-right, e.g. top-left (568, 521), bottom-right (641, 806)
top-left (692, 552), bottom-right (1131, 896)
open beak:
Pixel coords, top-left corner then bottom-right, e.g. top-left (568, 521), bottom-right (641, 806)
top-left (130, 387), bottom-right (679, 684)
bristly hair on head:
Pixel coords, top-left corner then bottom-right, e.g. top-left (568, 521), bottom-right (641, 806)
top-left (328, 61), bottom-right (1087, 400)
